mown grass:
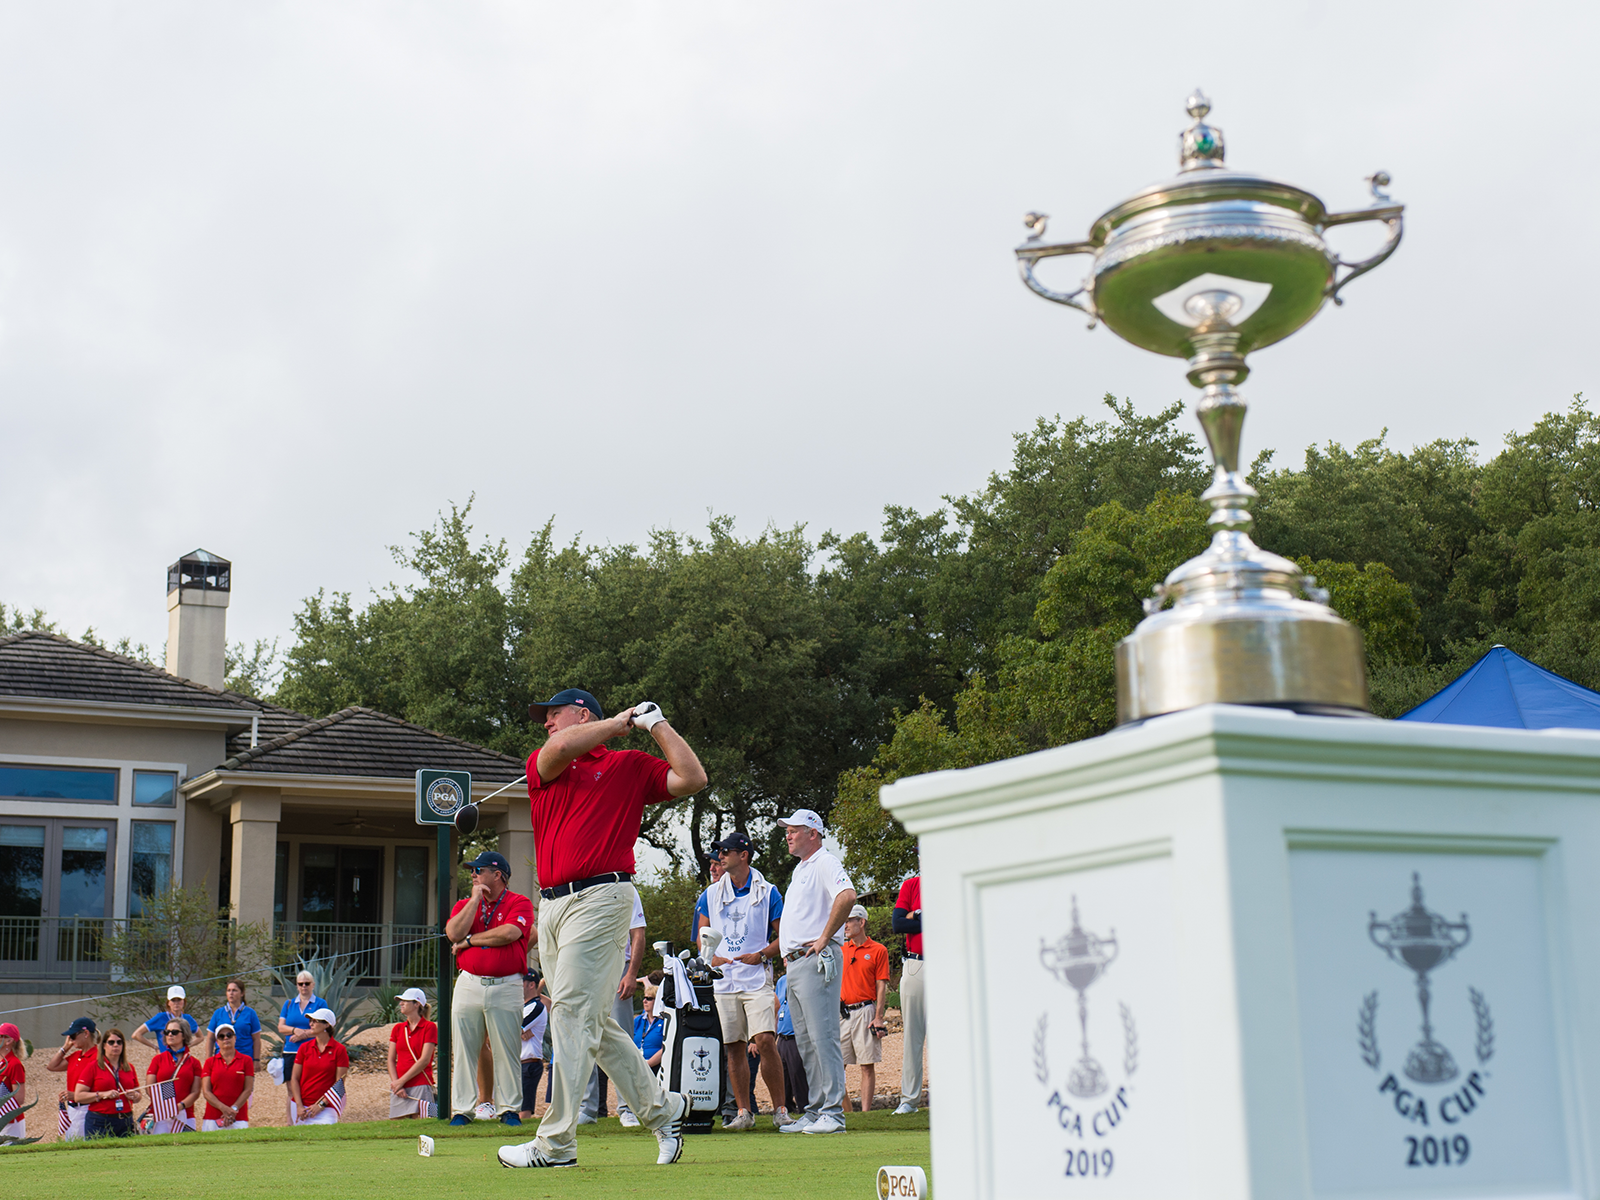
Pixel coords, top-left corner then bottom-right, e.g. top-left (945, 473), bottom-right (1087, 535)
top-left (0, 1110), bottom-right (932, 1199)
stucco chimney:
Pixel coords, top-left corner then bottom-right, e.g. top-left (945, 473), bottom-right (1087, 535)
top-left (166, 549), bottom-right (230, 690)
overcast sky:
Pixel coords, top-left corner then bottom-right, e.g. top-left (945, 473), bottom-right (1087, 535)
top-left (3, 2), bottom-right (1594, 664)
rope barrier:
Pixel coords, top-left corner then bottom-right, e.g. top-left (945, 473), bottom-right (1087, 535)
top-left (0, 934), bottom-right (439, 1020)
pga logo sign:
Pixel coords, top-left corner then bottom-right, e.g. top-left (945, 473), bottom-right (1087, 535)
top-left (876, 1165), bottom-right (927, 1199)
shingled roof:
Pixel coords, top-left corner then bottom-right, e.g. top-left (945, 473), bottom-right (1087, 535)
top-left (0, 630), bottom-right (261, 712)
top-left (218, 705), bottom-right (525, 782)
top-left (1, 631), bottom-right (524, 784)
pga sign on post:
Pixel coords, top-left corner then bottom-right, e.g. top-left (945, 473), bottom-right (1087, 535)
top-left (876, 1166), bottom-right (927, 1199)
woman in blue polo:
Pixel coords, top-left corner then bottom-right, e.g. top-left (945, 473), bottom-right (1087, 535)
top-left (205, 980), bottom-right (262, 1062)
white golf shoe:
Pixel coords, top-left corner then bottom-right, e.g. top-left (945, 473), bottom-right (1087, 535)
top-left (497, 1140), bottom-right (577, 1169)
top-left (619, 1111), bottom-right (640, 1128)
top-left (779, 1113), bottom-right (814, 1133)
top-left (473, 1102), bottom-right (495, 1121)
top-left (772, 1108), bottom-right (796, 1128)
top-left (803, 1114), bottom-right (846, 1134)
top-left (654, 1091), bottom-right (689, 1165)
top-left (724, 1110), bottom-right (754, 1131)
top-left (892, 1101), bottom-right (918, 1115)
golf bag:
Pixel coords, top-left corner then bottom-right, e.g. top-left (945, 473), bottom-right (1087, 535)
top-left (658, 973), bottom-right (723, 1133)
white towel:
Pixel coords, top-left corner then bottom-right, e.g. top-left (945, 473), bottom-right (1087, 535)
top-left (664, 957), bottom-right (707, 1010)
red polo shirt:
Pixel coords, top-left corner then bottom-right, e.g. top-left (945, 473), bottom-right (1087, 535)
top-left (0, 1052), bottom-right (23, 1094)
top-left (294, 1039), bottom-right (348, 1107)
top-left (390, 1019), bottom-right (437, 1086)
top-left (203, 1052), bottom-right (254, 1120)
top-left (449, 890), bottom-right (533, 977)
top-left (527, 745), bottom-right (673, 886)
top-left (83, 1062), bottom-right (139, 1114)
top-left (148, 1050), bottom-right (200, 1120)
top-left (896, 876), bottom-right (922, 956)
top-left (64, 1047), bottom-right (96, 1094)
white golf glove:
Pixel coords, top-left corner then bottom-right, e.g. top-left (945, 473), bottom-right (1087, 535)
top-left (817, 946), bottom-right (836, 983)
top-left (630, 701), bottom-right (666, 731)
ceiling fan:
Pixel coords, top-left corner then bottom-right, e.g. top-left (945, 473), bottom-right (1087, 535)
top-left (334, 810), bottom-right (382, 832)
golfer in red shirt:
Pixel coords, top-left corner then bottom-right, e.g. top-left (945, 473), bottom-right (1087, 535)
top-left (291, 1009), bottom-right (349, 1125)
top-left (498, 690), bottom-right (706, 1171)
top-left (444, 849), bottom-right (534, 1123)
top-left (200, 1025), bottom-right (255, 1131)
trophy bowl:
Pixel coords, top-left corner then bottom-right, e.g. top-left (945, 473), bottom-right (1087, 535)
top-left (1016, 91), bottom-right (1404, 723)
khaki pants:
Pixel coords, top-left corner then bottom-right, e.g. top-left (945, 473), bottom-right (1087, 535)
top-left (535, 882), bottom-right (671, 1157)
top-left (899, 957), bottom-right (926, 1104)
top-left (451, 970), bottom-right (523, 1117)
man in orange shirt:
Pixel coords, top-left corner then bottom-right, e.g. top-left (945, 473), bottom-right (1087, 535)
top-left (837, 904), bottom-right (890, 1114)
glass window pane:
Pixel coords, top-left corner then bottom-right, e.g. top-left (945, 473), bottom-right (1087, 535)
top-left (393, 846), bottom-right (428, 926)
top-left (59, 828), bottom-right (109, 918)
top-left (129, 822), bottom-right (174, 917)
top-left (274, 843), bottom-right (288, 922)
top-left (299, 846), bottom-right (336, 921)
top-left (0, 825), bottom-right (45, 918)
top-left (133, 771), bottom-right (177, 807)
top-left (0, 765), bottom-right (116, 803)
top-left (62, 827), bottom-right (109, 852)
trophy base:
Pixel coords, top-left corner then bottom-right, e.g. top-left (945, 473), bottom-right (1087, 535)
top-left (1404, 1039), bottom-right (1459, 1085)
top-left (1116, 531), bottom-right (1371, 725)
top-left (1067, 1057), bottom-right (1110, 1098)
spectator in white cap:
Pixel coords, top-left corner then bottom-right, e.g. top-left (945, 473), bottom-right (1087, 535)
top-left (388, 988), bottom-right (438, 1119)
top-left (774, 808), bottom-right (856, 1135)
top-left (290, 1009), bottom-right (348, 1125)
top-left (199, 1022), bottom-right (254, 1131)
top-left (838, 903), bottom-right (890, 1112)
top-left (133, 985), bottom-right (198, 1053)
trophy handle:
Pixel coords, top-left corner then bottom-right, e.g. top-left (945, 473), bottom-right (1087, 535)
top-left (1015, 236), bottom-right (1099, 325)
top-left (1322, 202), bottom-right (1404, 307)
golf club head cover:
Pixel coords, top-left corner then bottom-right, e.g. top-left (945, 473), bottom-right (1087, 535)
top-left (630, 701), bottom-right (665, 731)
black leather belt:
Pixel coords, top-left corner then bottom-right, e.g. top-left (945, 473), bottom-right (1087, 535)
top-left (903, 951), bottom-right (923, 960)
top-left (843, 1000), bottom-right (874, 1011)
top-left (783, 947), bottom-right (811, 963)
top-left (541, 871), bottom-right (632, 900)
top-left (777, 1033), bottom-right (796, 1040)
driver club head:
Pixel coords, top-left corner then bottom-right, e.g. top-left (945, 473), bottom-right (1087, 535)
top-left (453, 803), bottom-right (480, 835)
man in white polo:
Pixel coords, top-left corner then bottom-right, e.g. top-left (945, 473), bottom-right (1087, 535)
top-left (775, 809), bottom-right (856, 1135)
top-left (695, 831), bottom-right (790, 1129)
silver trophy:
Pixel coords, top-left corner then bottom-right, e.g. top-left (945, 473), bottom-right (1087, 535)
top-left (1016, 92), bottom-right (1404, 722)
top-left (1369, 873), bottom-right (1471, 1083)
top-left (1040, 898), bottom-right (1119, 1097)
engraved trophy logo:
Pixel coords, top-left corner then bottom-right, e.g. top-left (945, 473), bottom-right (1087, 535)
top-left (1369, 872), bottom-right (1471, 1083)
top-left (1041, 898), bottom-right (1120, 1098)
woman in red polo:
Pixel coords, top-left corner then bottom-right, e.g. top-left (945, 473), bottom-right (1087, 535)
top-left (291, 1009), bottom-right (349, 1125)
top-left (0, 1022), bottom-right (26, 1140)
top-left (200, 1022), bottom-right (255, 1131)
top-left (387, 988), bottom-right (437, 1119)
top-left (145, 1018), bottom-right (201, 1133)
top-left (74, 1028), bottom-right (140, 1138)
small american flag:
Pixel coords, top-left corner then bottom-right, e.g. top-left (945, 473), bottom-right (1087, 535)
top-left (149, 1079), bottom-right (182, 1124)
top-left (416, 1097), bottom-right (438, 1119)
top-left (0, 1083), bottom-right (19, 1121)
top-left (58, 1103), bottom-right (70, 1138)
top-left (324, 1079), bottom-right (346, 1117)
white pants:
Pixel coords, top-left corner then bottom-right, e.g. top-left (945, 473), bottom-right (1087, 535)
top-left (298, 1107), bottom-right (338, 1126)
top-left (150, 1118), bottom-right (194, 1134)
top-left (450, 969), bottom-right (523, 1117)
top-left (786, 946), bottom-right (846, 1121)
top-left (535, 882), bottom-right (671, 1158)
top-left (899, 957), bottom-right (926, 1105)
top-left (2, 1118), bottom-right (23, 1138)
top-left (201, 1119), bottom-right (250, 1131)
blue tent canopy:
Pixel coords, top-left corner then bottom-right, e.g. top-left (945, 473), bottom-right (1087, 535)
top-left (1397, 646), bottom-right (1600, 729)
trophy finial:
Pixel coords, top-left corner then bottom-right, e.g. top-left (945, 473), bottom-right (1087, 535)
top-left (1366, 171), bottom-right (1393, 202)
top-left (1180, 89), bottom-right (1225, 172)
top-left (1023, 211), bottom-right (1049, 241)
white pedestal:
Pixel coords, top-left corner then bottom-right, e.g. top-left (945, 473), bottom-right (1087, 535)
top-left (880, 705), bottom-right (1600, 1200)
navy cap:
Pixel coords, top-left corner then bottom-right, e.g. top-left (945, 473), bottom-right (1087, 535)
top-left (466, 850), bottom-right (512, 879)
top-left (529, 688), bottom-right (605, 722)
top-left (713, 831), bottom-right (755, 857)
top-left (62, 1016), bottom-right (97, 1037)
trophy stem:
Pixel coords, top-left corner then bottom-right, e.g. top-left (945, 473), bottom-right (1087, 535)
top-left (1078, 990), bottom-right (1091, 1060)
top-left (1416, 973), bottom-right (1434, 1043)
top-left (1196, 382), bottom-right (1257, 534)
